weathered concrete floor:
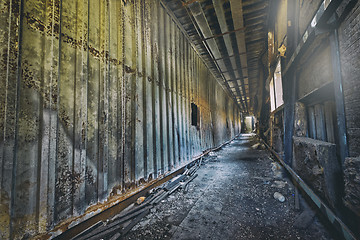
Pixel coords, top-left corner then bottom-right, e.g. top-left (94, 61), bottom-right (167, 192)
top-left (124, 134), bottom-right (335, 240)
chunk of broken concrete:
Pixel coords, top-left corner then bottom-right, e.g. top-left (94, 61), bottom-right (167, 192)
top-left (293, 137), bottom-right (341, 208)
top-left (273, 192), bottom-right (285, 202)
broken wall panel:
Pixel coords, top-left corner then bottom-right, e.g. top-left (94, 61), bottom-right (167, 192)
top-left (0, 0), bottom-right (241, 239)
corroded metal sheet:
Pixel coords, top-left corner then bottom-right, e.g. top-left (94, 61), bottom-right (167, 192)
top-left (0, 0), bottom-right (241, 239)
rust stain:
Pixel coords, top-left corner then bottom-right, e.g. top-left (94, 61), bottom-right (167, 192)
top-left (124, 65), bottom-right (136, 74)
top-left (23, 13), bottom-right (124, 66)
top-left (33, 172), bottom-right (169, 239)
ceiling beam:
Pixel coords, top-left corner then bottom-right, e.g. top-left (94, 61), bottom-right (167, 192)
top-left (160, 0), bottom-right (238, 108)
top-left (214, 52), bottom-right (247, 61)
top-left (242, 0), bottom-right (266, 8)
top-left (229, 0), bottom-right (251, 110)
top-left (201, 26), bottom-right (246, 41)
top-left (185, 0), bottom-right (244, 110)
top-left (212, 0), bottom-right (248, 112)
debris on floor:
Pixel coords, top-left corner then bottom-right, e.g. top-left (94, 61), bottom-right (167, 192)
top-left (251, 142), bottom-right (266, 150)
top-left (72, 135), bottom-right (336, 240)
top-left (273, 192), bottom-right (286, 202)
top-left (72, 158), bottom-right (203, 240)
top-left (271, 180), bottom-right (287, 188)
top-left (122, 135), bottom-right (335, 240)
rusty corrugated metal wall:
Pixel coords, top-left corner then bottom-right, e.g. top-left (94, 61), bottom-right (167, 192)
top-left (0, 0), bottom-right (241, 239)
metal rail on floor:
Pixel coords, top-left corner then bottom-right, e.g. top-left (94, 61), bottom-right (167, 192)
top-left (50, 135), bottom-right (239, 240)
top-left (261, 139), bottom-right (357, 240)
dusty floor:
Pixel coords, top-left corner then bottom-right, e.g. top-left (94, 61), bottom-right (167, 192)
top-left (123, 134), bottom-right (336, 240)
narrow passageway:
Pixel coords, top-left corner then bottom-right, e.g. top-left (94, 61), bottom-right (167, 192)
top-left (123, 134), bottom-right (333, 240)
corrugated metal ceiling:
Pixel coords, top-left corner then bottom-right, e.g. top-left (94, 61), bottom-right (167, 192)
top-left (162, 0), bottom-right (270, 114)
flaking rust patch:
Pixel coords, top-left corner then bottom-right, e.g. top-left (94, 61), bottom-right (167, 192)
top-left (0, 202), bottom-right (10, 240)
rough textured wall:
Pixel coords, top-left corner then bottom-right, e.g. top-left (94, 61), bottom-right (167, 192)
top-left (343, 157), bottom-right (360, 216)
top-left (298, 0), bottom-right (322, 37)
top-left (338, 1), bottom-right (360, 158)
top-left (0, 0), bottom-right (241, 239)
top-left (297, 40), bottom-right (333, 99)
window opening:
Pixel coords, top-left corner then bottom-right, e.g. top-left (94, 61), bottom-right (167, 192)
top-left (270, 78), bottom-right (276, 112)
top-left (191, 103), bottom-right (199, 127)
top-left (274, 60), bottom-right (284, 108)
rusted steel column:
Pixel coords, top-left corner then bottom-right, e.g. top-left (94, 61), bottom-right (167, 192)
top-left (329, 29), bottom-right (349, 164)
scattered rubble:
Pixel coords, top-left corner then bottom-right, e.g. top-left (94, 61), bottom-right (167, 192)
top-left (271, 162), bottom-right (284, 179)
top-left (72, 158), bottom-right (203, 240)
top-left (122, 136), bottom-right (334, 240)
top-left (71, 136), bottom-right (335, 240)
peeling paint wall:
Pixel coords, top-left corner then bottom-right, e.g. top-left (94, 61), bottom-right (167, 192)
top-left (0, 0), bottom-right (241, 239)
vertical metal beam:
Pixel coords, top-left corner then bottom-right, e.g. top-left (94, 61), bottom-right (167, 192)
top-left (283, 70), bottom-right (296, 165)
top-left (329, 29), bottom-right (348, 163)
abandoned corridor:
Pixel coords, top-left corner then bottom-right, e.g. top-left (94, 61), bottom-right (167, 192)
top-left (1, 0), bottom-right (360, 239)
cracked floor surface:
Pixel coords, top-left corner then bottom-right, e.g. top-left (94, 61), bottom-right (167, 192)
top-left (123, 134), bottom-right (336, 240)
